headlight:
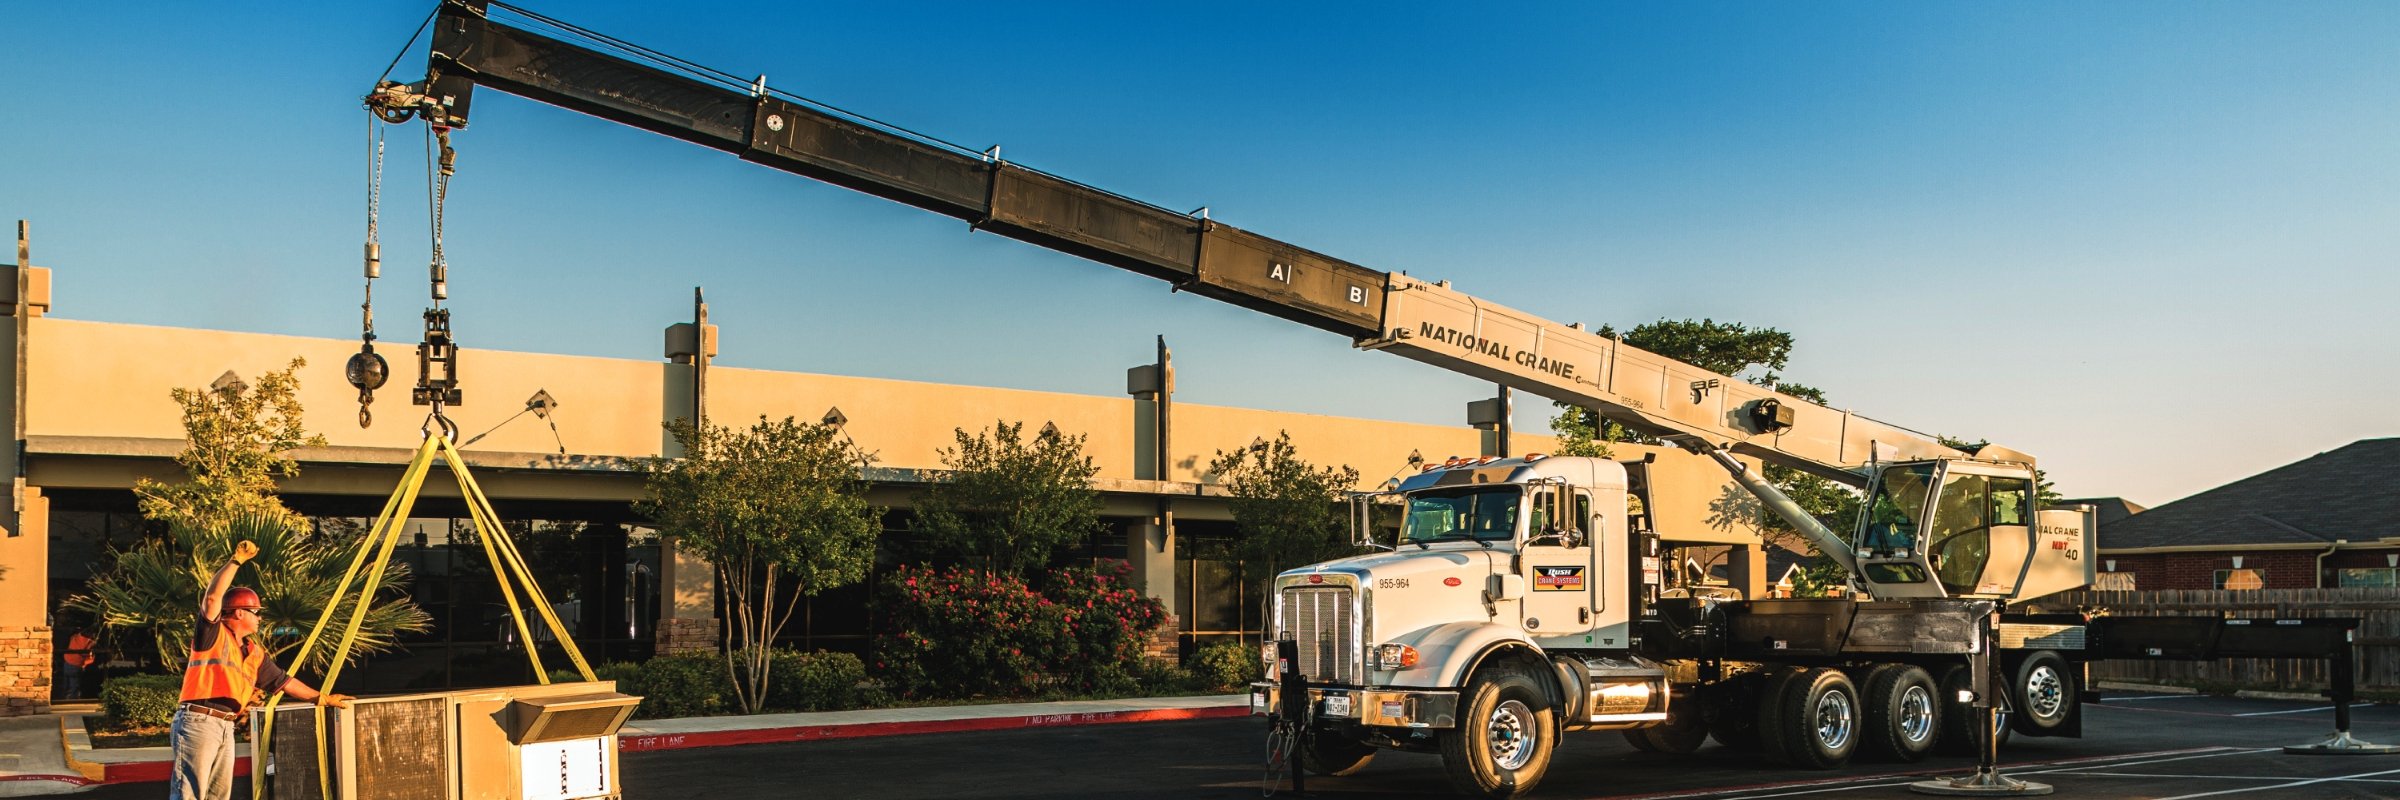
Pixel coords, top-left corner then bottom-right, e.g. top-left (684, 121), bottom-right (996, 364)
top-left (1373, 643), bottom-right (1421, 670)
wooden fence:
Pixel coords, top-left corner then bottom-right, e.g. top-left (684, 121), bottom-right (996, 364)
top-left (2041, 589), bottom-right (2400, 692)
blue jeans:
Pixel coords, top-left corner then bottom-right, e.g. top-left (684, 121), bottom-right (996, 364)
top-left (168, 708), bottom-right (237, 800)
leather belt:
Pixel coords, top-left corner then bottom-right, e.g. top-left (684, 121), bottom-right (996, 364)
top-left (179, 703), bottom-right (242, 722)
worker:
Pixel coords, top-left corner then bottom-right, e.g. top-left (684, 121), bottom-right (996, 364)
top-left (171, 540), bottom-right (351, 800)
top-left (57, 619), bottom-right (95, 700)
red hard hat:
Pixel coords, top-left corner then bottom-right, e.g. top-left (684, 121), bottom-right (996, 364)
top-left (225, 587), bottom-right (263, 611)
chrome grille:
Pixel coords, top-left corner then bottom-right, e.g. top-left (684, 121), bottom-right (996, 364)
top-left (1282, 586), bottom-right (1359, 684)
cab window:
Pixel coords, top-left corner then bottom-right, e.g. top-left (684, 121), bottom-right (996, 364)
top-left (1403, 487), bottom-right (1522, 544)
top-left (1860, 464), bottom-right (1935, 554)
top-left (1928, 473), bottom-right (1992, 595)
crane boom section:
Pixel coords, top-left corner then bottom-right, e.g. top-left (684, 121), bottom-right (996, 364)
top-left (408, 0), bottom-right (1965, 482)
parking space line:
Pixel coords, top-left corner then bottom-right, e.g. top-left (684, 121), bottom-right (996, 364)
top-left (2021, 747), bottom-right (2276, 775)
top-left (2149, 766), bottom-right (2400, 799)
top-left (1596, 747), bottom-right (2237, 800)
top-left (2233, 706), bottom-right (2336, 717)
top-left (2102, 695), bottom-right (2211, 701)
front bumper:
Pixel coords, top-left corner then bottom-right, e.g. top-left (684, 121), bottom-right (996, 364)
top-left (1249, 682), bottom-right (1460, 729)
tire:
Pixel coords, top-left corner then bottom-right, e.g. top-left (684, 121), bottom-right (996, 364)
top-left (1934, 664), bottom-right (2013, 757)
top-left (1627, 702), bottom-right (1709, 754)
top-left (1753, 669), bottom-right (1803, 765)
top-left (1770, 668), bottom-right (1860, 769)
top-left (1860, 664), bottom-right (1940, 762)
top-left (2008, 651), bottom-right (2078, 737)
top-left (1300, 733), bottom-right (1378, 777)
top-left (1708, 703), bottom-right (1762, 752)
top-left (1440, 666), bottom-right (1557, 799)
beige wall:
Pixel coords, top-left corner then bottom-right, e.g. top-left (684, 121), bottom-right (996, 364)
top-left (21, 315), bottom-right (1750, 527)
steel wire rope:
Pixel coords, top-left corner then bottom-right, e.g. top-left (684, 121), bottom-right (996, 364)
top-left (1260, 713), bottom-right (1298, 796)
top-left (374, 6), bottom-right (441, 85)
top-left (485, 1), bottom-right (1199, 220)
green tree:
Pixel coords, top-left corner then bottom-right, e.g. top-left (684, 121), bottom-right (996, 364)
top-left (1204, 432), bottom-right (1364, 592)
top-left (910, 420), bottom-right (1103, 577)
top-left (640, 415), bottom-right (883, 715)
top-left (69, 359), bottom-right (430, 673)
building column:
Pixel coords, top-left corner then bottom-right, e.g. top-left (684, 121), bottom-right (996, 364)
top-left (1125, 519), bottom-right (1180, 664)
top-left (651, 534), bottom-right (718, 656)
top-left (1728, 543), bottom-right (1769, 600)
top-left (1, 223), bottom-right (52, 715)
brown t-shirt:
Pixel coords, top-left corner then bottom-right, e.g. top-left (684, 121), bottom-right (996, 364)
top-left (189, 617), bottom-right (292, 711)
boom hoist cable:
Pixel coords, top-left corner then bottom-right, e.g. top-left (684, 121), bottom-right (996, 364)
top-left (347, 118), bottom-right (391, 428)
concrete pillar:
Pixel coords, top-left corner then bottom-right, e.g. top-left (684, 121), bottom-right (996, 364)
top-left (1728, 543), bottom-right (1769, 600)
top-left (651, 533), bottom-right (718, 655)
top-left (0, 488), bottom-right (49, 715)
top-left (1126, 520), bottom-right (1176, 605)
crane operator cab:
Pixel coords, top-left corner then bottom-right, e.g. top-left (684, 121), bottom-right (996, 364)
top-left (1850, 456), bottom-right (2093, 600)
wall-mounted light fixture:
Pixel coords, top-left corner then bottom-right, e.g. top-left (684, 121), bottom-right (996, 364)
top-left (2104, 559), bottom-right (2117, 572)
top-left (2232, 555), bottom-right (2245, 569)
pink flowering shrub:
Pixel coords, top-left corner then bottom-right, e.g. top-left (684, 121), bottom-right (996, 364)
top-left (873, 559), bottom-right (1168, 699)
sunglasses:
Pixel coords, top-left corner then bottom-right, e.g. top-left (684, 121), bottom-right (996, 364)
top-left (232, 607), bottom-right (266, 619)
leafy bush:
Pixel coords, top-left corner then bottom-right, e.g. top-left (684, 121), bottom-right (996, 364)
top-left (1186, 640), bottom-right (1261, 692)
top-left (873, 564), bottom-right (1054, 698)
top-left (873, 560), bottom-right (1170, 700)
top-left (1038, 561), bottom-right (1171, 695)
top-left (556, 654), bottom-right (733, 719)
top-left (765, 650), bottom-right (878, 711)
top-left (100, 673), bottom-right (182, 728)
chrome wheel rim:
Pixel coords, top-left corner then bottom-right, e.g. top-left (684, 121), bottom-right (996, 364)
top-left (2025, 665), bottom-right (2065, 720)
top-left (1487, 699), bottom-right (1537, 770)
top-left (1898, 684), bottom-right (1935, 744)
top-left (1814, 689), bottom-right (1855, 750)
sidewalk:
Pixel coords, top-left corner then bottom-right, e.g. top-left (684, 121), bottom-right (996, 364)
top-left (0, 694), bottom-right (1249, 793)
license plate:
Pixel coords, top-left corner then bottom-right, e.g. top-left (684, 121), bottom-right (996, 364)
top-left (1321, 694), bottom-right (1353, 717)
top-left (1381, 701), bottom-right (1405, 719)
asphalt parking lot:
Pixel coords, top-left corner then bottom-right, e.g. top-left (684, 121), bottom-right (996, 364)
top-left (72, 693), bottom-right (2400, 798)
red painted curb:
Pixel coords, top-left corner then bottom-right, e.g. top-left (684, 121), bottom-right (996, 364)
top-left (99, 705), bottom-right (1249, 783)
top-left (618, 705), bottom-right (1249, 752)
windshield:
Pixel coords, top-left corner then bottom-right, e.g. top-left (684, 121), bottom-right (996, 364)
top-left (1858, 464), bottom-right (1935, 554)
top-left (1402, 487), bottom-right (1522, 544)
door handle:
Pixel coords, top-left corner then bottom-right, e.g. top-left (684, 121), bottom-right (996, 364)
top-left (1579, 607), bottom-right (1590, 624)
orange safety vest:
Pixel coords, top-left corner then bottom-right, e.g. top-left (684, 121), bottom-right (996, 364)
top-left (62, 632), bottom-right (95, 669)
top-left (179, 622), bottom-right (265, 708)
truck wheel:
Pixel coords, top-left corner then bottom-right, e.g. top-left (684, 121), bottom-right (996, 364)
top-left (1439, 666), bottom-right (1556, 799)
top-left (1771, 668), bottom-right (1860, 769)
top-left (1300, 734), bottom-right (1378, 776)
top-left (1861, 664), bottom-right (1939, 762)
top-left (1625, 704), bottom-right (1709, 754)
top-left (1934, 664), bottom-right (2013, 756)
top-left (2008, 651), bottom-right (2078, 736)
top-left (1753, 669), bottom-right (1803, 765)
top-left (1708, 707), bottom-right (1762, 752)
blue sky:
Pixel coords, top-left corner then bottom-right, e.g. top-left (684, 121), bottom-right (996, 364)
top-left (7, 1), bottom-right (2395, 506)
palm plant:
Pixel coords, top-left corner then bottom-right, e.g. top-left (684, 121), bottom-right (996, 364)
top-left (68, 507), bottom-right (431, 676)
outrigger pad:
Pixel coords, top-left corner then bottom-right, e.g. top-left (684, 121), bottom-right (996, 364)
top-left (2284, 731), bottom-right (2400, 755)
top-left (1908, 770), bottom-right (2055, 796)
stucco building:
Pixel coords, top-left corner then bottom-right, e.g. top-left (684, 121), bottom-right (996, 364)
top-left (0, 262), bottom-right (1760, 714)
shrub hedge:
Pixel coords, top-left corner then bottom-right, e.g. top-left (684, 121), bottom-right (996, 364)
top-left (873, 560), bottom-right (1171, 700)
top-left (99, 673), bottom-right (182, 728)
top-left (1186, 640), bottom-right (1261, 692)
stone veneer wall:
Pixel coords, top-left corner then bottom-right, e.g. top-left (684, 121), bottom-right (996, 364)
top-left (654, 617), bottom-right (718, 656)
top-left (1145, 614), bottom-right (1181, 666)
top-left (0, 626), bottom-right (51, 716)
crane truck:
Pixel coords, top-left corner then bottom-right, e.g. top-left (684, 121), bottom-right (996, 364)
top-left (363, 2), bottom-right (2376, 797)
